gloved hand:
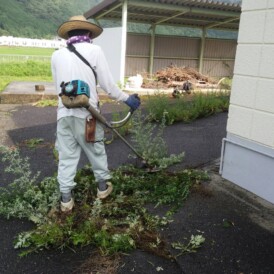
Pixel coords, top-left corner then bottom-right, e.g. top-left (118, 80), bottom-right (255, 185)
top-left (125, 94), bottom-right (141, 111)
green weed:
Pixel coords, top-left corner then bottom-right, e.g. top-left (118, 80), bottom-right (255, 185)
top-left (146, 91), bottom-right (230, 124)
top-left (0, 146), bottom-right (208, 257)
top-left (0, 60), bottom-right (52, 92)
top-left (172, 234), bottom-right (206, 257)
top-left (33, 99), bottom-right (58, 107)
top-left (0, 60), bottom-right (51, 77)
top-left (130, 111), bottom-right (185, 169)
top-left (24, 138), bottom-right (44, 148)
top-left (0, 146), bottom-right (59, 223)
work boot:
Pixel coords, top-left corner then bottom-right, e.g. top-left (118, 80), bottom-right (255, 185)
top-left (97, 182), bottom-right (113, 199)
top-left (60, 192), bottom-right (74, 212)
top-left (60, 198), bottom-right (74, 212)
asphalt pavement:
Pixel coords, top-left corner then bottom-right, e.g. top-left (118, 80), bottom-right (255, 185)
top-left (0, 101), bottom-right (274, 274)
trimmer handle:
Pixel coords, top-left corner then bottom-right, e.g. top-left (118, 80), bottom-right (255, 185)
top-left (87, 104), bottom-right (135, 129)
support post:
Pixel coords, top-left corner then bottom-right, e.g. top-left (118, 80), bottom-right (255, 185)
top-left (149, 25), bottom-right (156, 76)
top-left (199, 27), bottom-right (206, 74)
top-left (120, 0), bottom-right (128, 87)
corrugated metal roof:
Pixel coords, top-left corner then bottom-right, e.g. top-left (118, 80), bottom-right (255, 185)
top-left (84, 0), bottom-right (241, 31)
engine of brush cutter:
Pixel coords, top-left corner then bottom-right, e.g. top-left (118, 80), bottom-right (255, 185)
top-left (60, 80), bottom-right (90, 98)
top-left (59, 80), bottom-right (90, 109)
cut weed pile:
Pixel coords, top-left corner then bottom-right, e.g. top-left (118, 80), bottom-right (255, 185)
top-left (142, 65), bottom-right (217, 89)
top-left (0, 146), bottom-right (208, 264)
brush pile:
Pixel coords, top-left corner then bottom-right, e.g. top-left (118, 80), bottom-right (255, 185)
top-left (142, 65), bottom-right (217, 89)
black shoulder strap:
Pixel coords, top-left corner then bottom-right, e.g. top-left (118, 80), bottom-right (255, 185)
top-left (67, 44), bottom-right (97, 84)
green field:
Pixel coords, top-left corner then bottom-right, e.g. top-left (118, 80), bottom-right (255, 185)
top-left (0, 46), bottom-right (55, 56)
top-left (0, 46), bottom-right (54, 92)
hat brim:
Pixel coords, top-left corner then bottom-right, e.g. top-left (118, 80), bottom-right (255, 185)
top-left (57, 20), bottom-right (103, 40)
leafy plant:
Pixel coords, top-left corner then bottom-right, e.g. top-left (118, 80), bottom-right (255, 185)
top-left (0, 145), bottom-right (209, 257)
top-left (145, 91), bottom-right (230, 125)
top-left (24, 138), bottom-right (44, 148)
top-left (33, 99), bottom-right (58, 107)
top-left (217, 77), bottom-right (232, 90)
top-left (111, 165), bottom-right (208, 211)
top-left (172, 234), bottom-right (206, 257)
top-left (191, 92), bottom-right (230, 119)
top-left (0, 146), bottom-right (59, 223)
top-left (130, 111), bottom-right (185, 169)
top-left (0, 61), bottom-right (51, 77)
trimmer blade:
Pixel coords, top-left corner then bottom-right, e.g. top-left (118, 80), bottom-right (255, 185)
top-left (140, 160), bottom-right (161, 173)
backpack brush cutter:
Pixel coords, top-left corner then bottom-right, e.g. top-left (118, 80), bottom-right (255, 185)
top-left (86, 103), bottom-right (159, 172)
top-left (59, 79), bottom-right (158, 172)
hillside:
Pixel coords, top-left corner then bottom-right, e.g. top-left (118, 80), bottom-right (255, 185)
top-left (0, 0), bottom-right (241, 39)
top-left (0, 0), bottom-right (100, 38)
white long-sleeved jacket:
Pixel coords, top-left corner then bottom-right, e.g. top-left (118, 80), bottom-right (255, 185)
top-left (51, 42), bottom-right (129, 120)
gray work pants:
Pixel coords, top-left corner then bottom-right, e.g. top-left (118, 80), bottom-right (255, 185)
top-left (56, 116), bottom-right (111, 193)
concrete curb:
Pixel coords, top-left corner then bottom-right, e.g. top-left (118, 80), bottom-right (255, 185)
top-left (0, 81), bottom-right (226, 104)
top-left (0, 81), bottom-right (56, 104)
top-left (0, 81), bottom-right (175, 104)
top-left (0, 93), bottom-right (57, 104)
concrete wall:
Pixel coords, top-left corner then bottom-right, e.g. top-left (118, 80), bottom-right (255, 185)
top-left (220, 0), bottom-right (274, 204)
top-left (94, 27), bottom-right (123, 85)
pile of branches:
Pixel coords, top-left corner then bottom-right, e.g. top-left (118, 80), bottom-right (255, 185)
top-left (157, 65), bottom-right (210, 83)
top-left (142, 65), bottom-right (216, 89)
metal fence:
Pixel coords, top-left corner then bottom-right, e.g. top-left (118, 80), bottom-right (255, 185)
top-left (0, 54), bottom-right (51, 62)
top-left (126, 33), bottom-right (237, 78)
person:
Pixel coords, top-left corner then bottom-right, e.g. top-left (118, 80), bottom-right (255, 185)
top-left (51, 15), bottom-right (140, 212)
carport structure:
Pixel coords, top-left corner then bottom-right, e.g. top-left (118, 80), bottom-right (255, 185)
top-left (84, 0), bottom-right (241, 83)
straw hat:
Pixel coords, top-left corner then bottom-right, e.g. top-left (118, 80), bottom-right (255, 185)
top-left (57, 15), bottom-right (103, 40)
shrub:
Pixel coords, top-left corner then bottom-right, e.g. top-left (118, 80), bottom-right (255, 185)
top-left (130, 111), bottom-right (185, 169)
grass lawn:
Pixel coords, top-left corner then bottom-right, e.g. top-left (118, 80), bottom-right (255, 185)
top-left (0, 46), bottom-right (53, 92)
top-left (0, 46), bottom-right (55, 56)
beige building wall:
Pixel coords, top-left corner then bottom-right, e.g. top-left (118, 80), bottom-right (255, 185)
top-left (220, 0), bottom-right (274, 204)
